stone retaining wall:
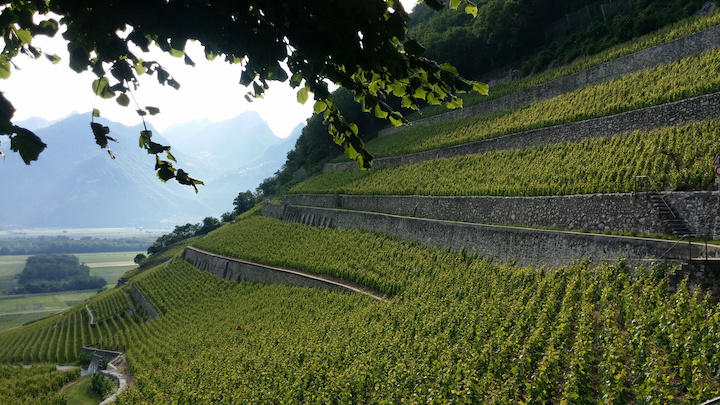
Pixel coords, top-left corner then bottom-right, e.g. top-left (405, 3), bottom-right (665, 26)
top-left (325, 92), bottom-right (720, 172)
top-left (281, 192), bottom-right (720, 239)
top-left (130, 284), bottom-right (160, 321)
top-left (81, 347), bottom-right (123, 361)
top-left (378, 24), bottom-right (720, 138)
top-left (182, 247), bottom-right (383, 299)
top-left (268, 204), bottom-right (720, 268)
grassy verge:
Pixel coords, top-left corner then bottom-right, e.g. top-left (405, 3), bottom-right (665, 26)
top-left (60, 375), bottom-right (104, 405)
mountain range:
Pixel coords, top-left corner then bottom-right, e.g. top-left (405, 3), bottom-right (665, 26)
top-left (1, 111), bottom-right (303, 229)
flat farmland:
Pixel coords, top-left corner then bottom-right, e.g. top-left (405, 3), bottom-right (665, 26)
top-left (0, 251), bottom-right (141, 332)
top-left (0, 251), bottom-right (143, 293)
top-left (0, 227), bottom-right (166, 239)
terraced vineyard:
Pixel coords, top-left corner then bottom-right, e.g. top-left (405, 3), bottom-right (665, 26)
top-left (343, 47), bottom-right (720, 159)
top-left (3, 12), bottom-right (720, 404)
top-left (410, 11), bottom-right (720, 120)
top-left (3, 216), bottom-right (720, 403)
top-left (296, 119), bottom-right (720, 196)
top-left (0, 364), bottom-right (79, 404)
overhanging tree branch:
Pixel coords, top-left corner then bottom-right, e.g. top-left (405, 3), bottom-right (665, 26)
top-left (0, 0), bottom-right (485, 187)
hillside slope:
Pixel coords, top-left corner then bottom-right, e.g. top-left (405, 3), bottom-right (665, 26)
top-left (1, 214), bottom-right (720, 403)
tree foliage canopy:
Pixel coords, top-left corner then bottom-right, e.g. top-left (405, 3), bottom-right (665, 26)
top-left (14, 253), bottom-right (106, 293)
top-left (0, 0), bottom-right (486, 189)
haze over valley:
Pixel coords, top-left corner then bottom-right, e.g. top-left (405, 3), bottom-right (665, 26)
top-left (1, 111), bottom-right (302, 229)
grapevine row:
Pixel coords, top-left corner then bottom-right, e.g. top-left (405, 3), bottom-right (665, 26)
top-left (294, 119), bottom-right (720, 197)
top-left (352, 47), bottom-right (720, 159)
top-left (3, 217), bottom-right (720, 403)
top-left (410, 12), bottom-right (720, 120)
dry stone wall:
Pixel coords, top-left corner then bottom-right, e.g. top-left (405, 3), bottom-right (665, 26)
top-left (378, 24), bottom-right (720, 138)
top-left (281, 192), bottom-right (720, 239)
top-left (182, 246), bottom-right (377, 296)
top-left (268, 204), bottom-right (720, 268)
top-left (325, 92), bottom-right (720, 172)
top-left (130, 284), bottom-right (160, 321)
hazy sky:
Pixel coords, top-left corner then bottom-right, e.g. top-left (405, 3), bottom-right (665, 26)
top-left (2, 1), bottom-right (419, 139)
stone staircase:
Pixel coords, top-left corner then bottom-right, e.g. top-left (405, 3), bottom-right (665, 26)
top-left (649, 192), bottom-right (694, 237)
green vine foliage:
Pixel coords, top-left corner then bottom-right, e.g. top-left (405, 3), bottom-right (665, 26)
top-left (293, 119), bottom-right (720, 196)
top-left (4, 216), bottom-right (720, 403)
top-left (0, 0), bottom-right (486, 187)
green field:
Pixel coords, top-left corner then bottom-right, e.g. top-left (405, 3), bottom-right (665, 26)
top-left (0, 251), bottom-right (143, 294)
top-left (0, 251), bottom-right (142, 333)
top-left (0, 227), bottom-right (167, 239)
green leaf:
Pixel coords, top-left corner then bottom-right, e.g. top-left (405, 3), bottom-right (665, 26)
top-left (45, 54), bottom-right (61, 64)
top-left (168, 78), bottom-right (180, 90)
top-left (184, 54), bottom-right (195, 67)
top-left (14, 29), bottom-right (32, 45)
top-left (139, 130), bottom-right (152, 148)
top-left (147, 141), bottom-right (170, 154)
top-left (10, 127), bottom-right (46, 164)
top-left (413, 87), bottom-right (428, 99)
top-left (0, 58), bottom-right (12, 79)
top-left (155, 159), bottom-right (176, 182)
top-left (169, 48), bottom-right (184, 58)
top-left (473, 82), bottom-right (489, 96)
top-left (116, 94), bottom-right (130, 107)
top-left (450, 0), bottom-right (461, 9)
top-left (465, 5), bottom-right (478, 17)
top-left (38, 19), bottom-right (59, 36)
top-left (389, 114), bottom-right (403, 127)
top-left (374, 104), bottom-right (389, 119)
top-left (344, 143), bottom-right (359, 160)
top-left (447, 98), bottom-right (463, 109)
top-left (175, 169), bottom-right (204, 193)
top-left (441, 63), bottom-right (458, 75)
top-left (297, 88), bottom-right (309, 104)
top-left (253, 82), bottom-right (265, 98)
top-left (92, 77), bottom-right (114, 99)
top-left (146, 106), bottom-right (160, 115)
top-left (290, 72), bottom-right (303, 88)
top-left (92, 108), bottom-right (101, 118)
top-left (427, 93), bottom-right (441, 105)
top-left (134, 60), bottom-right (147, 75)
top-left (136, 109), bottom-right (147, 116)
top-left (313, 101), bottom-right (327, 114)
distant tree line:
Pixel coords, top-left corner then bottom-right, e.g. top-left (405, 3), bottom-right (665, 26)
top-left (147, 192), bottom-right (257, 255)
top-left (0, 235), bottom-right (155, 256)
top-left (12, 254), bottom-right (106, 294)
